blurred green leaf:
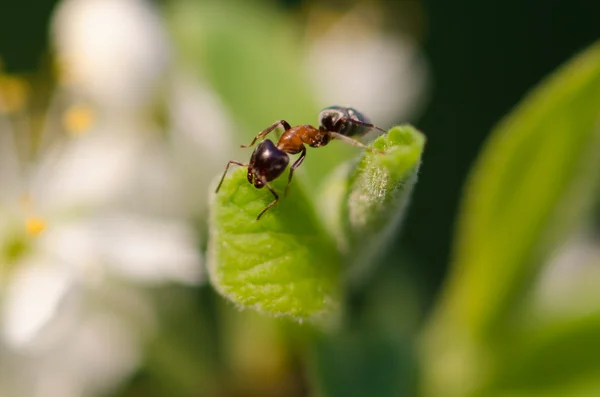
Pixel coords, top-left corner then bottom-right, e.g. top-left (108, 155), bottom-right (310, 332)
top-left (422, 41), bottom-right (600, 396)
top-left (167, 0), bottom-right (317, 133)
top-left (309, 255), bottom-right (423, 397)
top-left (310, 331), bottom-right (412, 397)
top-left (433, 41), bottom-right (600, 337)
top-left (490, 310), bottom-right (600, 394)
top-left (485, 253), bottom-right (600, 395)
top-left (207, 166), bottom-right (340, 320)
top-left (318, 125), bottom-right (425, 279)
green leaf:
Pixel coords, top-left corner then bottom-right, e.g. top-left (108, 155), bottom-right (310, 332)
top-left (207, 167), bottom-right (340, 320)
top-left (310, 331), bottom-right (413, 397)
top-left (431, 41), bottom-right (600, 339)
top-left (207, 126), bottom-right (425, 319)
top-left (318, 125), bottom-right (425, 278)
top-left (491, 310), bottom-right (600, 394)
top-left (482, 248), bottom-right (600, 395)
top-left (421, 41), bottom-right (600, 397)
top-left (309, 259), bottom-right (423, 397)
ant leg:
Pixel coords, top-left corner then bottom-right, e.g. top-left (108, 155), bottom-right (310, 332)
top-left (330, 132), bottom-right (370, 149)
top-left (256, 180), bottom-right (279, 220)
top-left (329, 132), bottom-right (385, 154)
top-left (341, 118), bottom-right (387, 134)
top-left (285, 147), bottom-right (306, 196)
top-left (215, 161), bottom-right (246, 193)
top-left (241, 120), bottom-right (292, 148)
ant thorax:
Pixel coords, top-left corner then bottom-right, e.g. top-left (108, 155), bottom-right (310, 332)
top-left (279, 125), bottom-right (330, 151)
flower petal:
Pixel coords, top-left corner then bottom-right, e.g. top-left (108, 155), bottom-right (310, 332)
top-left (39, 213), bottom-right (202, 286)
top-left (51, 0), bottom-right (170, 110)
top-left (32, 124), bottom-right (187, 217)
top-left (96, 214), bottom-right (203, 285)
top-left (2, 261), bottom-right (73, 347)
top-left (35, 311), bottom-right (142, 397)
top-left (30, 131), bottom-right (140, 212)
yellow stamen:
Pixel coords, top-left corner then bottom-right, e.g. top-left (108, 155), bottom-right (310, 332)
top-left (63, 104), bottom-right (95, 135)
top-left (0, 75), bottom-right (29, 114)
top-left (25, 217), bottom-right (46, 237)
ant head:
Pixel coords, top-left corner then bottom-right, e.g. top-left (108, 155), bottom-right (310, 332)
top-left (318, 106), bottom-right (371, 136)
top-left (318, 106), bottom-right (345, 132)
top-left (248, 140), bottom-right (289, 186)
top-left (247, 169), bottom-right (264, 188)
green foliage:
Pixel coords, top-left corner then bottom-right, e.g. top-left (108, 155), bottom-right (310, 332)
top-left (318, 126), bottom-right (425, 278)
top-left (207, 127), bottom-right (425, 321)
top-left (311, 332), bottom-right (410, 397)
top-left (421, 41), bottom-right (600, 396)
top-left (208, 166), bottom-right (340, 320)
top-left (492, 310), bottom-right (600, 394)
top-left (344, 127), bottom-right (424, 271)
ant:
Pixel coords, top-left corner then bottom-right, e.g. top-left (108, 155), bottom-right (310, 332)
top-left (215, 106), bottom-right (386, 220)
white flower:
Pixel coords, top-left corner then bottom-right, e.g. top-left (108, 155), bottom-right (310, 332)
top-left (51, 0), bottom-right (170, 111)
top-left (305, 6), bottom-right (428, 126)
top-left (1, 120), bottom-right (202, 345)
top-left (0, 109), bottom-right (202, 395)
top-left (0, 287), bottom-right (148, 397)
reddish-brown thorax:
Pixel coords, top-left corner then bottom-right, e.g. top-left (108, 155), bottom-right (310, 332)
top-left (277, 125), bottom-right (329, 153)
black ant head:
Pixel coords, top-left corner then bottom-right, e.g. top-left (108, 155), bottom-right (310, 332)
top-left (247, 169), bottom-right (264, 188)
top-left (248, 139), bottom-right (289, 188)
top-left (318, 106), bottom-right (371, 136)
top-left (318, 106), bottom-right (344, 132)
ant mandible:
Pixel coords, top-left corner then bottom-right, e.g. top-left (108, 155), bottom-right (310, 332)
top-left (215, 106), bottom-right (386, 220)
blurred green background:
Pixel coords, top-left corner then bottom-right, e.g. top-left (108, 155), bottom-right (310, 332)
top-left (1, 0), bottom-right (600, 396)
